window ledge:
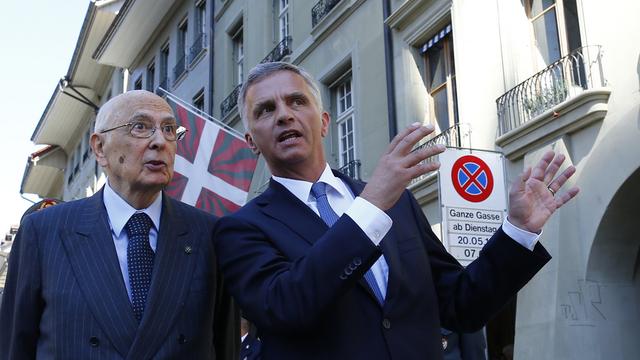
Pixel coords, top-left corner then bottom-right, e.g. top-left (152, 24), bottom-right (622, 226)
top-left (172, 70), bottom-right (189, 89)
top-left (408, 170), bottom-right (439, 205)
top-left (496, 88), bottom-right (611, 160)
top-left (189, 48), bottom-right (208, 68)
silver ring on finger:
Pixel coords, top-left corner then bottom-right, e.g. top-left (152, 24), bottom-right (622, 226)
top-left (547, 185), bottom-right (556, 196)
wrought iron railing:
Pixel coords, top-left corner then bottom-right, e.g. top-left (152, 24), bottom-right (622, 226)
top-left (410, 123), bottom-right (470, 186)
top-left (173, 55), bottom-right (187, 81)
top-left (496, 45), bottom-right (605, 136)
top-left (220, 84), bottom-right (242, 118)
top-left (312, 0), bottom-right (342, 27)
top-left (189, 33), bottom-right (207, 64)
top-left (261, 36), bottom-right (292, 64)
top-left (338, 159), bottom-right (361, 180)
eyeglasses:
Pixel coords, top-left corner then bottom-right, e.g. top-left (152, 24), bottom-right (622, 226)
top-left (99, 121), bottom-right (188, 141)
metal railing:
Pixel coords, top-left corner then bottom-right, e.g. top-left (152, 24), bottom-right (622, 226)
top-left (261, 36), bottom-right (292, 64)
top-left (338, 159), bottom-right (361, 180)
top-left (173, 55), bottom-right (187, 81)
top-left (496, 45), bottom-right (605, 136)
top-left (189, 33), bottom-right (207, 64)
top-left (410, 123), bottom-right (470, 186)
top-left (220, 84), bottom-right (242, 118)
top-left (312, 0), bottom-right (342, 27)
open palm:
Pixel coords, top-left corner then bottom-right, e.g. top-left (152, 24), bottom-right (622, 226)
top-left (508, 151), bottom-right (580, 233)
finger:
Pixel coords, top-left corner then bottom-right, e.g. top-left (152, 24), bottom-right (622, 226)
top-left (402, 143), bottom-right (445, 168)
top-left (543, 153), bottom-right (565, 184)
top-left (530, 151), bottom-right (555, 181)
top-left (511, 166), bottom-right (531, 195)
top-left (548, 165), bottom-right (576, 194)
top-left (386, 122), bottom-right (424, 154)
top-left (408, 159), bottom-right (441, 178)
top-left (554, 186), bottom-right (580, 209)
top-left (392, 125), bottom-right (435, 155)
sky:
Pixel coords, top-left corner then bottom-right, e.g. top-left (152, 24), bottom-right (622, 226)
top-left (0, 0), bottom-right (89, 234)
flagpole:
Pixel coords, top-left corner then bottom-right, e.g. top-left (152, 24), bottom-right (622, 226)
top-left (158, 87), bottom-right (246, 140)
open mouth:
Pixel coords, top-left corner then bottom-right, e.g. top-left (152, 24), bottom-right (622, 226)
top-left (278, 130), bottom-right (302, 143)
top-left (145, 160), bottom-right (166, 169)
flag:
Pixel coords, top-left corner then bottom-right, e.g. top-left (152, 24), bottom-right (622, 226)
top-left (162, 91), bottom-right (258, 216)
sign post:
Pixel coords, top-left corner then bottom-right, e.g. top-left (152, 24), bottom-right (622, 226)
top-left (438, 149), bottom-right (507, 266)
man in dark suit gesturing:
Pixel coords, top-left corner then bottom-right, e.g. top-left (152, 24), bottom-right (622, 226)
top-left (0, 90), bottom-right (238, 359)
top-left (213, 62), bottom-right (579, 359)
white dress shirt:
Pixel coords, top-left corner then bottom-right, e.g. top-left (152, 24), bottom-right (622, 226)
top-left (103, 180), bottom-right (163, 301)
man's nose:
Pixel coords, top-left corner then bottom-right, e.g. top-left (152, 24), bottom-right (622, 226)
top-left (148, 128), bottom-right (169, 148)
top-left (275, 103), bottom-right (294, 125)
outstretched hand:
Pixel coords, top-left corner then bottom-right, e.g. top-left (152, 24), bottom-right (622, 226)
top-left (508, 151), bottom-right (580, 233)
top-left (361, 123), bottom-right (446, 210)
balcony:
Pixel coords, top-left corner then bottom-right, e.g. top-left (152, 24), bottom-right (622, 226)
top-left (189, 33), bottom-right (207, 64)
top-left (261, 36), bottom-right (292, 64)
top-left (338, 160), bottom-right (361, 180)
top-left (410, 123), bottom-right (470, 186)
top-left (496, 45), bottom-right (605, 136)
top-left (173, 55), bottom-right (187, 81)
top-left (220, 84), bottom-right (241, 119)
top-left (312, 0), bottom-right (342, 27)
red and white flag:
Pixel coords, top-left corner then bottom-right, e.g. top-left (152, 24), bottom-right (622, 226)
top-left (162, 91), bottom-right (258, 216)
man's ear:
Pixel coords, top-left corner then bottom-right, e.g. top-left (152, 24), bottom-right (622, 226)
top-left (320, 111), bottom-right (330, 137)
top-left (245, 132), bottom-right (261, 155)
top-left (91, 133), bottom-right (109, 167)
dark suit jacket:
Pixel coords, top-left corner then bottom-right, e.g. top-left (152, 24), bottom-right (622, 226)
top-left (441, 328), bottom-right (487, 360)
top-left (0, 189), bottom-right (238, 359)
top-left (214, 171), bottom-right (550, 359)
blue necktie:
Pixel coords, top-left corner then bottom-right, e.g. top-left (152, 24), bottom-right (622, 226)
top-left (126, 212), bottom-right (155, 322)
top-left (311, 182), bottom-right (385, 305)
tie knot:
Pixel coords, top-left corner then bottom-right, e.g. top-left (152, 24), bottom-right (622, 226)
top-left (125, 212), bottom-right (153, 236)
top-left (311, 182), bottom-right (329, 200)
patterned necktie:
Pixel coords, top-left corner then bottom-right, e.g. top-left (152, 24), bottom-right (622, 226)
top-left (125, 212), bottom-right (155, 322)
top-left (311, 182), bottom-right (385, 304)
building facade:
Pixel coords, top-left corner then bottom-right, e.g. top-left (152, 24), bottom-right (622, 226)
top-left (19, 0), bottom-right (640, 358)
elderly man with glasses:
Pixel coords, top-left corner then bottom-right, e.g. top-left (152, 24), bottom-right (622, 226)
top-left (0, 90), bottom-right (239, 359)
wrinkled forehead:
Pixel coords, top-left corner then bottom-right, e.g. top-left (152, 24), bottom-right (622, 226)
top-left (99, 91), bottom-right (175, 128)
top-left (247, 71), bottom-right (313, 105)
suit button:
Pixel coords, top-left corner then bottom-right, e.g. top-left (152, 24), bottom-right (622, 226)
top-left (353, 257), bottom-right (362, 266)
top-left (178, 334), bottom-right (187, 344)
top-left (382, 318), bottom-right (391, 329)
top-left (89, 336), bottom-right (99, 347)
top-left (339, 274), bottom-right (348, 280)
top-left (348, 263), bottom-right (358, 271)
top-left (344, 267), bottom-right (353, 275)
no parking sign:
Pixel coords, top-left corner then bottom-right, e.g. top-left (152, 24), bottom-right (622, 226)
top-left (438, 149), bottom-right (507, 266)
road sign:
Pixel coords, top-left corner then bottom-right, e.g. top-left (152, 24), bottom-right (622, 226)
top-left (438, 149), bottom-right (507, 266)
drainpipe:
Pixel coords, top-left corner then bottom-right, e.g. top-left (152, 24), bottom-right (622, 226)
top-left (382, 0), bottom-right (397, 140)
top-left (208, 0), bottom-right (216, 116)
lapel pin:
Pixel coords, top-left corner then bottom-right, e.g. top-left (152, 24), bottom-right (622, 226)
top-left (184, 245), bottom-right (192, 254)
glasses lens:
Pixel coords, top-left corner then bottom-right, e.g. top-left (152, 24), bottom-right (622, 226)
top-left (129, 122), bottom-right (154, 138)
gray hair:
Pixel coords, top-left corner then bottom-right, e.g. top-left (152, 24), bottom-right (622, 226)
top-left (239, 62), bottom-right (323, 131)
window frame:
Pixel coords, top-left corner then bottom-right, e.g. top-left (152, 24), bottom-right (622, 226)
top-left (423, 27), bottom-right (458, 133)
top-left (332, 72), bottom-right (356, 168)
top-left (278, 0), bottom-right (289, 42)
top-left (232, 26), bottom-right (244, 85)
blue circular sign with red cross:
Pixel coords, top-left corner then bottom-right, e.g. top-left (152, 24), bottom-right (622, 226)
top-left (451, 155), bottom-right (494, 203)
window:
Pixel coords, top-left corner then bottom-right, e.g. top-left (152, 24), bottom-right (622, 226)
top-left (423, 24), bottom-right (458, 133)
top-left (191, 1), bottom-right (207, 63)
top-left (146, 62), bottom-right (155, 91)
top-left (334, 74), bottom-right (356, 167)
top-left (134, 76), bottom-right (143, 90)
top-left (232, 27), bottom-right (244, 85)
top-left (278, 0), bottom-right (289, 42)
top-left (526, 0), bottom-right (581, 66)
top-left (196, 1), bottom-right (206, 37)
top-left (193, 89), bottom-right (205, 112)
top-left (160, 43), bottom-right (170, 89)
top-left (82, 127), bottom-right (91, 162)
top-left (175, 19), bottom-right (188, 79)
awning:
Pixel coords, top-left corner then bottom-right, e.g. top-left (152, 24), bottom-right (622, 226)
top-left (20, 146), bottom-right (67, 199)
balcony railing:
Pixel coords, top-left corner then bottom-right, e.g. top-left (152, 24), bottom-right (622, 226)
top-left (496, 45), bottom-right (605, 136)
top-left (312, 0), bottom-right (342, 27)
top-left (220, 84), bottom-right (242, 118)
top-left (173, 55), bottom-right (187, 81)
top-left (338, 159), bottom-right (361, 180)
top-left (410, 123), bottom-right (471, 186)
top-left (189, 33), bottom-right (207, 64)
top-left (261, 36), bottom-right (292, 64)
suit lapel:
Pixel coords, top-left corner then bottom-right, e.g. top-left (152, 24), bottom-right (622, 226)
top-left (61, 190), bottom-right (137, 357)
top-left (258, 179), bottom-right (328, 245)
top-left (127, 195), bottom-right (197, 358)
top-left (336, 171), bottom-right (403, 309)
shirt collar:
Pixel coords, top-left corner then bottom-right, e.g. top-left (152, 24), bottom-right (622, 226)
top-left (272, 164), bottom-right (350, 204)
top-left (103, 180), bottom-right (163, 237)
